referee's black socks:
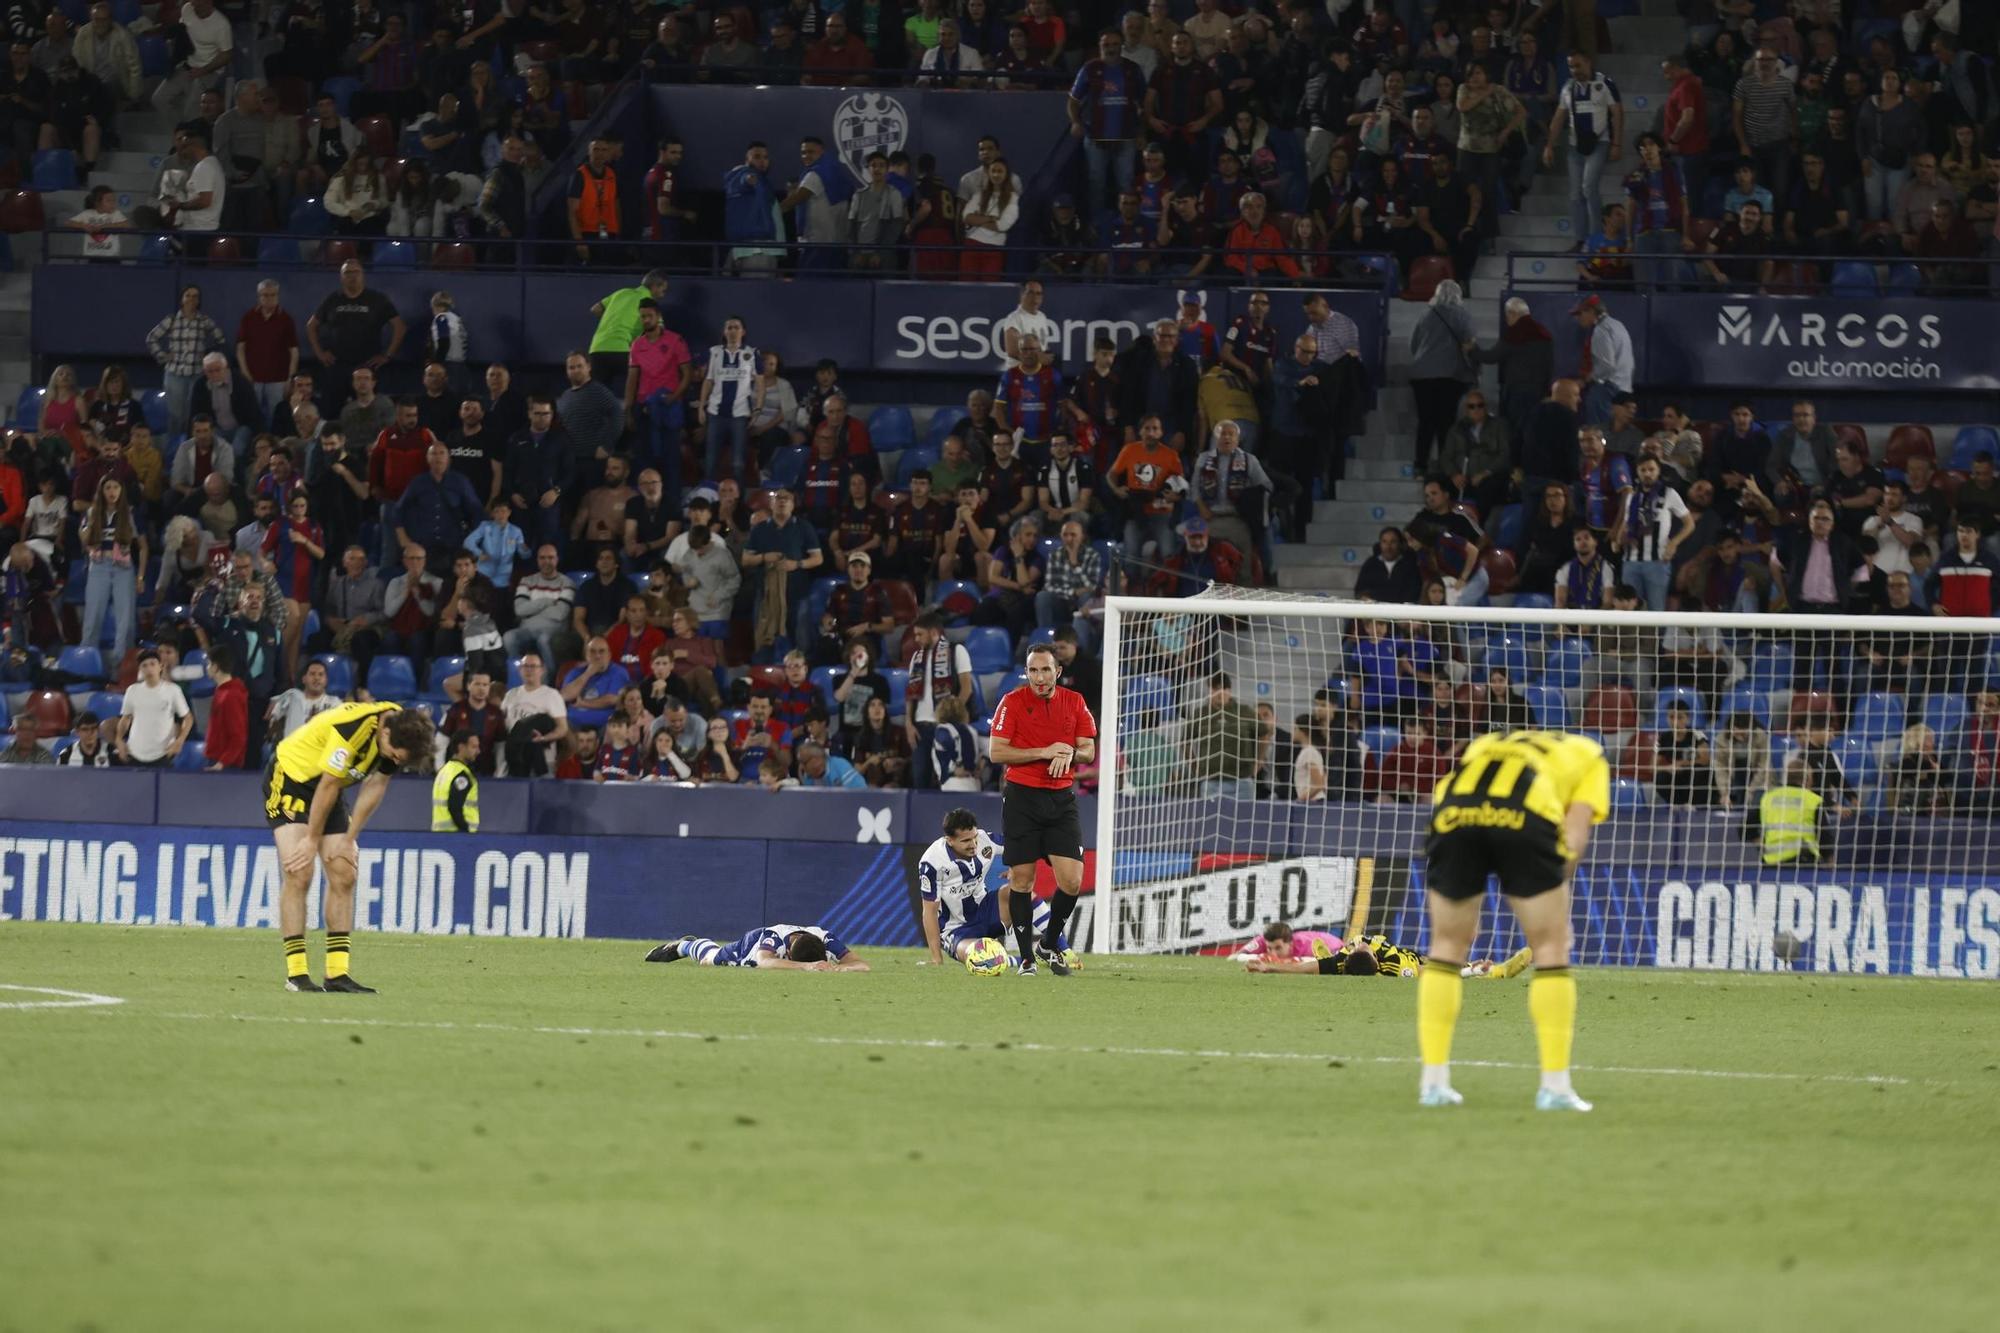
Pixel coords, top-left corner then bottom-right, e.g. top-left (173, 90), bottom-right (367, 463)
top-left (1041, 889), bottom-right (1078, 950)
top-left (1010, 891), bottom-right (1037, 961)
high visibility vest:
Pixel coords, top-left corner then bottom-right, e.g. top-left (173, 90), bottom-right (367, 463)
top-left (574, 164), bottom-right (620, 238)
top-left (1759, 785), bottom-right (1821, 865)
top-left (431, 759), bottom-right (479, 833)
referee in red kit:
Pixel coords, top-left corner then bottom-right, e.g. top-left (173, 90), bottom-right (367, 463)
top-left (988, 643), bottom-right (1097, 976)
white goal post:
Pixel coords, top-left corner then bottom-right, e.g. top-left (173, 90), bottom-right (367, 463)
top-left (1087, 592), bottom-right (2000, 981)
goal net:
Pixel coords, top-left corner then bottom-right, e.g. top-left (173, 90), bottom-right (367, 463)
top-left (1085, 590), bottom-right (2000, 980)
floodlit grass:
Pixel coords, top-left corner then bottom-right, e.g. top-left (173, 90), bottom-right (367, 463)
top-left (3, 925), bottom-right (1994, 1332)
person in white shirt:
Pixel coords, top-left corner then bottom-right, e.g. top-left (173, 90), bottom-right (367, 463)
top-left (62, 184), bottom-right (130, 260)
top-left (917, 18), bottom-right (984, 86)
top-left (915, 809), bottom-right (1069, 968)
top-left (1571, 294), bottom-right (1632, 427)
top-left (1609, 456), bottom-right (1693, 611)
top-left (1862, 479), bottom-right (1925, 578)
top-left (117, 649), bottom-right (194, 765)
top-left (500, 653), bottom-right (569, 777)
top-left (266, 658), bottom-right (342, 741)
top-left (1293, 715), bottom-right (1327, 801)
top-left (151, 0), bottom-right (234, 123)
top-left (159, 128), bottom-right (226, 237)
top-left (62, 711), bottom-right (116, 768)
top-left (994, 278), bottom-right (1060, 369)
top-left (957, 134), bottom-right (1003, 203)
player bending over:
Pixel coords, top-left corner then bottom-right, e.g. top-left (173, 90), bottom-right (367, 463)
top-left (1418, 729), bottom-right (1609, 1112)
top-left (642, 925), bottom-right (870, 971)
top-left (266, 700), bottom-right (435, 992)
top-left (1237, 922), bottom-right (1530, 978)
top-left (917, 808), bottom-right (1076, 970)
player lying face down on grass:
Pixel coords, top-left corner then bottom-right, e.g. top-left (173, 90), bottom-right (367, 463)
top-left (917, 808), bottom-right (1077, 970)
top-left (267, 701), bottom-right (437, 993)
top-left (1235, 922), bottom-right (1529, 978)
top-left (641, 925), bottom-right (870, 972)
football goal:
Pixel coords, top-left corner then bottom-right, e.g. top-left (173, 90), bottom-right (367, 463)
top-left (1085, 590), bottom-right (2000, 980)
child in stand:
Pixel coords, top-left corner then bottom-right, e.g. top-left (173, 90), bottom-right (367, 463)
top-left (426, 290), bottom-right (470, 394)
top-left (593, 711), bottom-right (643, 782)
top-left (203, 644), bottom-right (249, 771)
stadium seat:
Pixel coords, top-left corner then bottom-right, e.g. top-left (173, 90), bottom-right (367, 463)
top-left (374, 240), bottom-right (417, 269)
top-left (998, 669), bottom-right (1027, 699)
top-left (82, 690), bottom-right (123, 724)
top-left (309, 653), bottom-right (355, 698)
top-left (1545, 637), bottom-right (1593, 690)
top-left (22, 690), bottom-right (72, 734)
top-left (357, 115), bottom-right (397, 159)
top-left (1880, 425), bottom-right (1933, 471)
top-left (1522, 685), bottom-right (1567, 727)
top-left (13, 383), bottom-right (45, 428)
top-left (1401, 255), bottom-right (1454, 302)
top-left (1835, 735), bottom-right (1879, 787)
top-left (203, 236), bottom-right (244, 265)
top-left (368, 656), bottom-right (419, 702)
top-left (880, 668), bottom-right (910, 718)
top-left (804, 576), bottom-right (844, 629)
top-left (1849, 692), bottom-right (1906, 742)
top-left (1828, 261), bottom-right (1879, 297)
top-left (48, 736), bottom-right (75, 760)
top-left (1746, 644), bottom-right (1794, 691)
top-left (768, 444), bottom-right (809, 490)
top-left (322, 239), bottom-right (358, 267)
top-left (1510, 592), bottom-right (1552, 611)
top-left (1483, 632), bottom-right (1531, 680)
top-left (173, 740), bottom-right (209, 772)
top-left (1122, 672), bottom-right (1177, 724)
top-left (932, 580), bottom-right (980, 622)
top-left (1785, 691), bottom-right (1837, 733)
top-left (1478, 548), bottom-right (1517, 597)
top-left (506, 656), bottom-right (527, 689)
top-left (0, 694), bottom-right (9, 731)
top-left (1490, 503), bottom-right (1523, 552)
top-left (55, 645), bottom-right (106, 683)
top-left (138, 232), bottom-right (175, 264)
top-left (1652, 687), bottom-right (1704, 731)
top-left (30, 149), bottom-right (78, 192)
top-left (962, 627), bottom-right (1012, 674)
top-left (1884, 263), bottom-right (1921, 293)
top-left (1611, 777), bottom-right (1650, 811)
top-left (810, 665), bottom-right (841, 710)
top-left (879, 580), bottom-right (919, 624)
top-left (140, 389), bottom-right (170, 433)
top-left (1581, 686), bottom-right (1638, 735)
top-left (893, 445), bottom-right (940, 490)
top-left (1720, 683), bottom-right (1771, 729)
top-left (1359, 724), bottom-right (1403, 758)
top-left (924, 407), bottom-right (969, 447)
top-left (269, 74), bottom-right (311, 115)
top-left (135, 32), bottom-right (169, 76)
top-left (747, 665), bottom-right (787, 694)
top-left (1829, 423), bottom-right (1870, 460)
top-left (179, 649), bottom-right (214, 699)
top-left (419, 655), bottom-right (465, 705)
top-left (1948, 426), bottom-right (1998, 474)
top-left (0, 187), bottom-right (44, 234)
top-left (1021, 627), bottom-right (1055, 653)
top-left (433, 242), bottom-right (477, 269)
top-left (1615, 730), bottom-right (1657, 781)
top-left (867, 406), bottom-right (915, 450)
top-left (1452, 682), bottom-right (1487, 724)
top-left (287, 195), bottom-right (332, 235)
top-left (1923, 693), bottom-right (1968, 744)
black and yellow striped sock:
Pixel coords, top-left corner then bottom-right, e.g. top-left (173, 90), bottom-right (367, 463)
top-left (284, 935), bottom-right (309, 979)
top-left (325, 932), bottom-right (351, 980)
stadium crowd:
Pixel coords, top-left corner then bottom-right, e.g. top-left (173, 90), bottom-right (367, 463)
top-left (2, 0), bottom-right (1998, 811)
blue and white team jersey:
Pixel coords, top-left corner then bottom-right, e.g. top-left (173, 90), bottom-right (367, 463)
top-left (918, 832), bottom-right (1004, 940)
top-left (730, 923), bottom-right (850, 967)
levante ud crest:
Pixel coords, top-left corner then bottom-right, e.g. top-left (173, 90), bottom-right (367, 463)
top-left (834, 93), bottom-right (911, 183)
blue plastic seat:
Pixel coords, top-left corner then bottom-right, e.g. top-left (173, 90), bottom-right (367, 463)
top-left (173, 739), bottom-right (209, 771)
top-left (320, 76), bottom-right (361, 118)
top-left (998, 669), bottom-right (1027, 699)
top-left (1360, 724), bottom-right (1403, 758)
top-left (803, 575), bottom-right (844, 629)
top-left (1653, 686), bottom-right (1704, 731)
top-left (1522, 685), bottom-right (1568, 727)
top-left (1835, 735), bottom-right (1879, 787)
top-left (880, 667), bottom-right (910, 718)
top-left (1720, 683), bottom-right (1771, 729)
top-left (768, 444), bottom-right (809, 490)
top-left (924, 407), bottom-right (969, 447)
top-left (932, 580), bottom-right (980, 620)
top-left (1612, 777), bottom-right (1650, 811)
top-left (1490, 503), bottom-right (1523, 552)
top-left (1122, 672), bottom-right (1176, 724)
top-left (374, 240), bottom-right (417, 269)
top-left (49, 735), bottom-right (76, 760)
top-left (506, 656), bottom-right (527, 689)
top-left (13, 384), bottom-right (45, 428)
top-left (140, 389), bottom-right (170, 433)
top-left (309, 653), bottom-right (355, 698)
top-left (1923, 693), bottom-right (1968, 744)
top-left (287, 195), bottom-right (332, 234)
top-left (810, 665), bottom-right (842, 710)
top-left (1948, 426), bottom-right (1999, 474)
top-left (368, 655), bottom-right (418, 702)
top-left (893, 445), bottom-right (941, 491)
top-left (139, 233), bottom-right (175, 264)
top-left (963, 626), bottom-right (1012, 674)
top-left (1849, 692), bottom-right (1906, 742)
top-left (82, 690), bottom-right (124, 723)
top-left (1510, 591), bottom-right (1553, 611)
top-left (55, 645), bottom-right (106, 682)
top-left (1545, 636), bottom-right (1593, 690)
top-left (30, 149), bottom-right (78, 192)
top-left (1884, 263), bottom-right (1921, 292)
top-left (135, 32), bottom-right (169, 76)
top-left (1483, 632), bottom-right (1531, 681)
top-left (1828, 261), bottom-right (1879, 298)
top-left (110, 0), bottom-right (140, 22)
top-left (1022, 626), bottom-right (1056, 652)
top-left (180, 649), bottom-right (214, 699)
top-left (1746, 645), bottom-right (1794, 691)
top-left (419, 655), bottom-right (465, 705)
top-left (867, 406), bottom-right (915, 450)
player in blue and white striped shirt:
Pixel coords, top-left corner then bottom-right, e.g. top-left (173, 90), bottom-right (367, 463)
top-left (918, 808), bottom-right (1075, 968)
top-left (643, 923), bottom-right (870, 971)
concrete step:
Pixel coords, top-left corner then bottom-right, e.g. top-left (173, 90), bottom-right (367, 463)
top-left (1307, 498), bottom-right (1422, 533)
top-left (88, 169), bottom-right (156, 197)
top-left (1498, 212), bottom-right (1578, 241)
top-left (102, 149), bottom-right (163, 174)
top-left (1335, 479), bottom-right (1425, 505)
top-left (1343, 457), bottom-right (1421, 482)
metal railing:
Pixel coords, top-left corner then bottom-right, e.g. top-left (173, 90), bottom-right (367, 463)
top-left (1503, 247), bottom-right (1997, 297)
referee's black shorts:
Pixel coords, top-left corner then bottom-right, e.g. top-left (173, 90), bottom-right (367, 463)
top-left (1002, 782), bottom-right (1083, 867)
top-left (1424, 824), bottom-right (1567, 901)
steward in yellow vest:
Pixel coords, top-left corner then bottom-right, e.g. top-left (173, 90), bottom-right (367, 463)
top-left (432, 731), bottom-right (482, 833)
top-left (1757, 769), bottom-right (1823, 866)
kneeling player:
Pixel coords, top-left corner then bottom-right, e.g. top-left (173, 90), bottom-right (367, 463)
top-left (1418, 729), bottom-right (1609, 1112)
top-left (642, 924), bottom-right (870, 971)
top-left (1238, 922), bottom-right (1529, 978)
top-left (917, 808), bottom-right (1075, 969)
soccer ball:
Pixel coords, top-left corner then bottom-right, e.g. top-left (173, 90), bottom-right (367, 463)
top-left (964, 938), bottom-right (1010, 977)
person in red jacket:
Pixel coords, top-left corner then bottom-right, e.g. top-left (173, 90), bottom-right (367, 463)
top-left (604, 593), bottom-right (666, 679)
top-left (203, 643), bottom-right (250, 770)
top-left (367, 397), bottom-right (438, 506)
top-left (1222, 191), bottom-right (1300, 281)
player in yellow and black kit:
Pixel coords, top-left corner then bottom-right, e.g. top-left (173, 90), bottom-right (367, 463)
top-left (265, 700), bottom-right (435, 992)
top-left (1417, 729), bottom-right (1610, 1112)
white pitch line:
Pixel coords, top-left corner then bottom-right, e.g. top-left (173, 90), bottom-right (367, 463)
top-left (0, 984), bottom-right (126, 1010)
top-left (107, 1009), bottom-right (1917, 1086)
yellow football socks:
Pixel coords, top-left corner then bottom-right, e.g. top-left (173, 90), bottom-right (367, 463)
top-left (325, 933), bottom-right (351, 980)
top-left (1529, 968), bottom-right (1577, 1073)
top-left (1417, 960), bottom-right (1464, 1066)
top-left (283, 935), bottom-right (309, 979)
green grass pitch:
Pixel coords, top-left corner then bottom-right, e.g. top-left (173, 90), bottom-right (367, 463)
top-left (4, 925), bottom-right (1995, 1332)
